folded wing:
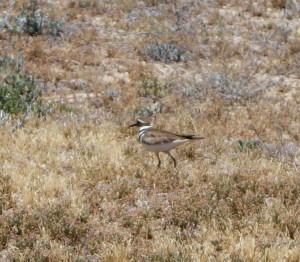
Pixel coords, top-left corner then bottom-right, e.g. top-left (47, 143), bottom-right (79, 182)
top-left (141, 129), bottom-right (203, 145)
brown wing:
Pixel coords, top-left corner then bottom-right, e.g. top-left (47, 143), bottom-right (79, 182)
top-left (141, 129), bottom-right (189, 145)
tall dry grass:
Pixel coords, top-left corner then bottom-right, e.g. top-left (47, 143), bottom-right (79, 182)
top-left (0, 0), bottom-right (299, 261)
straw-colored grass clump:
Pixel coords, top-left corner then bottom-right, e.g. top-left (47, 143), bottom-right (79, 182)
top-left (0, 0), bottom-right (299, 261)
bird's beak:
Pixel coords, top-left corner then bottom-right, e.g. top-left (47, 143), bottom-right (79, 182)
top-left (129, 123), bottom-right (137, 127)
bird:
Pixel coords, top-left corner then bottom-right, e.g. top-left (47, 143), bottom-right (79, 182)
top-left (129, 119), bottom-right (204, 168)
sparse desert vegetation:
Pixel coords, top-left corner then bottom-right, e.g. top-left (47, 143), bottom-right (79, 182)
top-left (0, 0), bottom-right (300, 261)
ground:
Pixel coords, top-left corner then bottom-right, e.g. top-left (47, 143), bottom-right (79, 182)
top-left (0, 0), bottom-right (300, 261)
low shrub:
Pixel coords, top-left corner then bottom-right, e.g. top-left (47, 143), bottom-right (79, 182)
top-left (0, 0), bottom-right (67, 36)
top-left (145, 42), bottom-right (191, 63)
top-left (0, 52), bottom-right (51, 129)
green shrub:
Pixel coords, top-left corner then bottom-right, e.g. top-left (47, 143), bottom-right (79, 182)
top-left (0, 71), bottom-right (39, 115)
top-left (145, 42), bottom-right (191, 63)
top-left (182, 85), bottom-right (196, 96)
top-left (104, 88), bottom-right (122, 100)
top-left (205, 71), bottom-right (281, 102)
top-left (205, 72), bottom-right (237, 97)
top-left (237, 140), bottom-right (258, 151)
top-left (138, 76), bottom-right (171, 97)
top-left (0, 0), bottom-right (67, 36)
top-left (0, 52), bottom-right (51, 129)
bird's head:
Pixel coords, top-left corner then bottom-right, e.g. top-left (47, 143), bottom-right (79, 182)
top-left (129, 119), bottom-right (150, 128)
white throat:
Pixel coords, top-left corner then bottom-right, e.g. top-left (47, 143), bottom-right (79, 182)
top-left (139, 126), bottom-right (153, 132)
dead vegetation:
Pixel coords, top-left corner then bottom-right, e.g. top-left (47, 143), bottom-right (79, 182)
top-left (0, 0), bottom-right (299, 261)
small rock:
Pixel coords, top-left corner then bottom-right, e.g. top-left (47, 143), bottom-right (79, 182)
top-left (40, 164), bottom-right (47, 169)
top-left (0, 250), bottom-right (10, 262)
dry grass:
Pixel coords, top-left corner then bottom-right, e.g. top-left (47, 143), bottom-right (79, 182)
top-left (0, 0), bottom-right (300, 261)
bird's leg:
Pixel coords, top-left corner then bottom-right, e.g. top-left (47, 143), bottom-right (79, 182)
top-left (167, 152), bottom-right (177, 167)
top-left (156, 152), bottom-right (161, 168)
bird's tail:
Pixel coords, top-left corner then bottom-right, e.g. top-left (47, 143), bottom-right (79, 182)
top-left (182, 135), bottom-right (205, 140)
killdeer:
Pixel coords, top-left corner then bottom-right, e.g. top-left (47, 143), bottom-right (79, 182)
top-left (129, 119), bottom-right (204, 168)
